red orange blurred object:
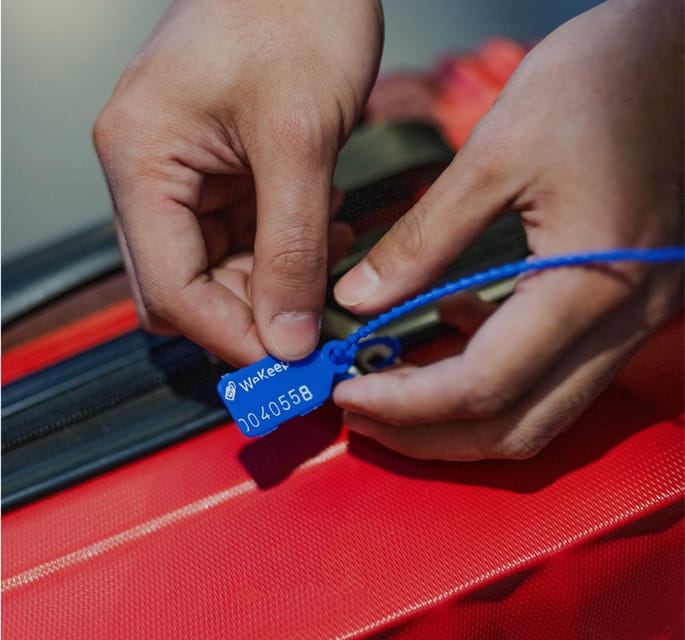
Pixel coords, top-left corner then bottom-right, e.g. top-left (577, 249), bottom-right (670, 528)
top-left (366, 38), bottom-right (527, 148)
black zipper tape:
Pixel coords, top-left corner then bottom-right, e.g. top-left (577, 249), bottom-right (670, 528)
top-left (2, 332), bottom-right (230, 511)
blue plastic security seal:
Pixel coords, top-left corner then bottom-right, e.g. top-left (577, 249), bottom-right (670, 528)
top-left (217, 246), bottom-right (685, 437)
top-left (217, 341), bottom-right (356, 437)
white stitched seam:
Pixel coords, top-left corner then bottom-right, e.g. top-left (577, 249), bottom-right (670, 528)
top-left (2, 441), bottom-right (348, 593)
top-left (329, 487), bottom-right (684, 640)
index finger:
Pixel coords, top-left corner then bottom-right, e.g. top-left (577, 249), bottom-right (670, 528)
top-left (333, 261), bottom-right (639, 423)
top-left (116, 181), bottom-right (266, 366)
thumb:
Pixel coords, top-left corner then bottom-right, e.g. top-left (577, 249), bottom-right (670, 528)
top-left (250, 134), bottom-right (336, 361)
top-left (334, 140), bottom-right (515, 314)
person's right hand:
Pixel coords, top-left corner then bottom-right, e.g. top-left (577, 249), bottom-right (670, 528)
top-left (94, 0), bottom-right (383, 366)
top-left (332, 0), bottom-right (683, 461)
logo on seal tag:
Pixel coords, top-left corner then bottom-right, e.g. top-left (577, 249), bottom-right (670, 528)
top-left (217, 344), bottom-right (353, 438)
top-left (224, 381), bottom-right (236, 402)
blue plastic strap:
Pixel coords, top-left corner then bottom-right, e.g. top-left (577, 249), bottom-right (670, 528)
top-left (337, 246), bottom-right (685, 354)
top-left (218, 246), bottom-right (684, 437)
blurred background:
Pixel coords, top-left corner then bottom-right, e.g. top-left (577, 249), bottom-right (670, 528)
top-left (2, 0), bottom-right (600, 263)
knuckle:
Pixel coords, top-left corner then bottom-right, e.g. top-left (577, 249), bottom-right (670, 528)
top-left (497, 432), bottom-right (547, 460)
top-left (268, 108), bottom-right (331, 161)
top-left (387, 206), bottom-right (427, 262)
top-left (134, 290), bottom-right (177, 335)
top-left (139, 285), bottom-right (172, 326)
top-left (93, 101), bottom-right (145, 161)
top-left (459, 121), bottom-right (510, 187)
top-left (92, 107), bottom-right (117, 156)
top-left (266, 229), bottom-right (326, 283)
top-left (459, 380), bottom-right (515, 418)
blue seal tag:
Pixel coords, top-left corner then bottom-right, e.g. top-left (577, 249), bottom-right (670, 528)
top-left (217, 342), bottom-right (353, 437)
top-left (216, 247), bottom-right (685, 439)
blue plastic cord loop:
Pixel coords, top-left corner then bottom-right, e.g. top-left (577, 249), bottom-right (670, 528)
top-left (338, 246), bottom-right (685, 352)
top-left (353, 336), bottom-right (402, 369)
top-left (322, 336), bottom-right (402, 370)
top-left (322, 340), bottom-right (357, 371)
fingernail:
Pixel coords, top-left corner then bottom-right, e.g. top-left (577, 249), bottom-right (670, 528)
top-left (334, 260), bottom-right (379, 307)
top-left (269, 312), bottom-right (321, 360)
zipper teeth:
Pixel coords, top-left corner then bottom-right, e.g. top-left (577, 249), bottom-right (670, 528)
top-left (2, 368), bottom-right (168, 452)
top-left (2, 332), bottom-right (155, 413)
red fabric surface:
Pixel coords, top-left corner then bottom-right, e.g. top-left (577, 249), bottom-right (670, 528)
top-left (2, 299), bottom-right (139, 384)
top-left (2, 318), bottom-right (683, 639)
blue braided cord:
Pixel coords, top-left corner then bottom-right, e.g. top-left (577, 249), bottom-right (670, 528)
top-left (338, 246), bottom-right (685, 356)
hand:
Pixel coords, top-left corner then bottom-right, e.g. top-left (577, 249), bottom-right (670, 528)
top-left (333, 0), bottom-right (684, 460)
top-left (94, 0), bottom-right (383, 365)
